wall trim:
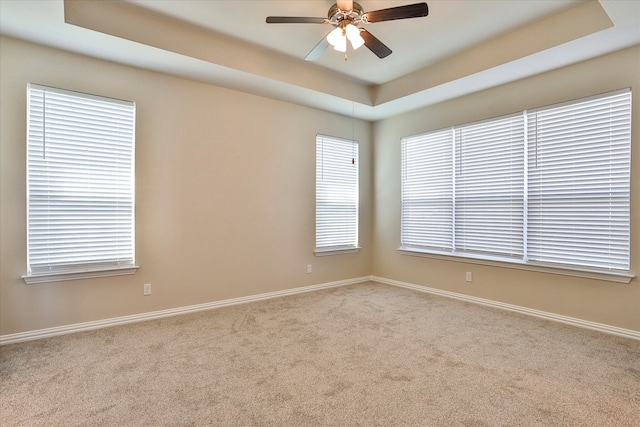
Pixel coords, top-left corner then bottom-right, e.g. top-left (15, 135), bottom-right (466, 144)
top-left (3, 275), bottom-right (637, 344)
top-left (371, 275), bottom-right (640, 341)
top-left (0, 276), bottom-right (369, 345)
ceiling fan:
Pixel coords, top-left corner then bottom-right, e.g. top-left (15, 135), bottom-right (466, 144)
top-left (266, 0), bottom-right (429, 60)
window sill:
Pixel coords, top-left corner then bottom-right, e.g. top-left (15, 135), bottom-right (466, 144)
top-left (398, 248), bottom-right (634, 284)
top-left (315, 247), bottom-right (361, 257)
top-left (22, 265), bottom-right (140, 284)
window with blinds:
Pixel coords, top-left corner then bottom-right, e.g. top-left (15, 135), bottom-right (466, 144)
top-left (315, 135), bottom-right (359, 254)
top-left (24, 84), bottom-right (137, 283)
top-left (401, 89), bottom-right (631, 274)
top-left (526, 91), bottom-right (631, 271)
top-left (455, 114), bottom-right (525, 259)
top-left (401, 128), bottom-right (453, 252)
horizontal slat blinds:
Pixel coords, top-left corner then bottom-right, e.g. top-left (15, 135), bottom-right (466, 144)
top-left (455, 115), bottom-right (524, 258)
top-left (26, 84), bottom-right (136, 275)
top-left (526, 90), bottom-right (631, 271)
top-left (400, 89), bottom-right (631, 274)
top-left (316, 135), bottom-right (358, 251)
top-left (401, 129), bottom-right (453, 251)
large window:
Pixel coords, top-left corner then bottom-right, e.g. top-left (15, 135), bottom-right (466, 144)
top-left (24, 84), bottom-right (137, 284)
top-left (315, 134), bottom-right (359, 255)
top-left (401, 89), bottom-right (631, 276)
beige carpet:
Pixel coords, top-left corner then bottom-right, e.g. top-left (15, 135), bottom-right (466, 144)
top-left (1, 281), bottom-right (639, 426)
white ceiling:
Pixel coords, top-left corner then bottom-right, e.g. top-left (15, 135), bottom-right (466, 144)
top-left (127, 0), bottom-right (579, 85)
top-left (1, 1), bottom-right (639, 120)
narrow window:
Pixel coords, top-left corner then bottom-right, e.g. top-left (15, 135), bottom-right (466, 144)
top-left (315, 134), bottom-right (359, 255)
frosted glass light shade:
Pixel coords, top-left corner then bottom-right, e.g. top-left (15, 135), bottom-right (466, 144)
top-left (327, 27), bottom-right (344, 47)
top-left (332, 34), bottom-right (347, 52)
top-left (345, 24), bottom-right (364, 50)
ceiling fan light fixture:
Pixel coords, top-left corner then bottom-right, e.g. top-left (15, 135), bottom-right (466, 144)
top-left (327, 24), bottom-right (363, 52)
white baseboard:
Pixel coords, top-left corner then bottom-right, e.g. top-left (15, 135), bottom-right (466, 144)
top-left (371, 275), bottom-right (640, 341)
top-left (0, 276), bottom-right (369, 345)
top-left (3, 275), bottom-right (637, 345)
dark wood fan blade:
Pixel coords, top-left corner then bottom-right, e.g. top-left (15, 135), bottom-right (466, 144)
top-left (305, 36), bottom-right (330, 61)
top-left (363, 2), bottom-right (428, 23)
top-left (360, 29), bottom-right (392, 58)
top-left (266, 16), bottom-right (326, 24)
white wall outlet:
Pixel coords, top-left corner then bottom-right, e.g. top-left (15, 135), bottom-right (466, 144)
top-left (465, 272), bottom-right (473, 282)
top-left (143, 283), bottom-right (152, 295)
top-left (306, 264), bottom-right (312, 274)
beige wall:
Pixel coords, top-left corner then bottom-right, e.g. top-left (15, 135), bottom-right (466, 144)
top-left (0, 36), bottom-right (372, 336)
top-left (1, 35), bottom-right (638, 337)
top-left (372, 45), bottom-right (640, 331)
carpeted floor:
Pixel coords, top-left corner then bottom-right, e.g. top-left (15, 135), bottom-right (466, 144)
top-left (1, 281), bottom-right (639, 426)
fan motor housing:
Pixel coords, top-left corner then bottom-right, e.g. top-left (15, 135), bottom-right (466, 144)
top-left (328, 2), bottom-right (364, 22)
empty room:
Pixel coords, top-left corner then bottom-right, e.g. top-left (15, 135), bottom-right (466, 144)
top-left (1, 0), bottom-right (638, 425)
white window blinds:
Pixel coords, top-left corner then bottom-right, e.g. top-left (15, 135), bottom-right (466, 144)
top-left (316, 135), bottom-right (359, 252)
top-left (455, 115), bottom-right (525, 259)
top-left (401, 89), bottom-right (631, 274)
top-left (401, 129), bottom-right (453, 252)
top-left (526, 90), bottom-right (631, 271)
top-left (26, 84), bottom-right (136, 276)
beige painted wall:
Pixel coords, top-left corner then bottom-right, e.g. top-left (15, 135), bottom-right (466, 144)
top-left (0, 36), bottom-right (372, 336)
top-left (372, 45), bottom-right (640, 331)
top-left (1, 35), bottom-right (638, 337)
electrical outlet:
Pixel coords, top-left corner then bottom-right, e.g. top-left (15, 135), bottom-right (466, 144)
top-left (143, 283), bottom-right (152, 295)
top-left (306, 264), bottom-right (312, 274)
top-left (465, 272), bottom-right (473, 282)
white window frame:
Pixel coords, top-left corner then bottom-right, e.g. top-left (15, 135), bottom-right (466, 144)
top-left (315, 134), bottom-right (360, 256)
top-left (22, 84), bottom-right (138, 284)
top-left (400, 89), bottom-right (633, 283)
